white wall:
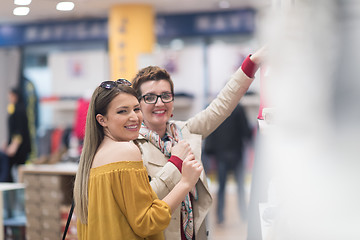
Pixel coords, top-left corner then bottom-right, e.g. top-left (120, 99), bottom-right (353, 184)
top-left (207, 42), bottom-right (257, 96)
top-left (49, 50), bottom-right (109, 97)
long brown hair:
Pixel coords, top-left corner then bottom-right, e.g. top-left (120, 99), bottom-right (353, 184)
top-left (73, 83), bottom-right (137, 224)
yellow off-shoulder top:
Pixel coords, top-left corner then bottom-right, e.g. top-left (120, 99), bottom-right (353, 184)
top-left (77, 161), bottom-right (171, 240)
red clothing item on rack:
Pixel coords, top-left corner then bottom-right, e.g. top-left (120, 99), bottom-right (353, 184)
top-left (73, 98), bottom-right (90, 140)
top-left (51, 128), bottom-right (64, 153)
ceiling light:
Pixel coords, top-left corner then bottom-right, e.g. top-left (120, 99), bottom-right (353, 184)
top-left (56, 2), bottom-right (75, 11)
top-left (13, 7), bottom-right (30, 16)
top-left (14, 0), bottom-right (32, 5)
top-left (218, 0), bottom-right (230, 9)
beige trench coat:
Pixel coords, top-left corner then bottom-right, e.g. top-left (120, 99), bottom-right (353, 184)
top-left (135, 67), bottom-right (254, 240)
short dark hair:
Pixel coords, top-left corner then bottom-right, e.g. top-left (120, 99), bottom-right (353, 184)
top-left (132, 66), bottom-right (174, 99)
top-left (10, 87), bottom-right (20, 96)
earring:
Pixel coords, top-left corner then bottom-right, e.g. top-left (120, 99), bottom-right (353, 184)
top-left (171, 114), bottom-right (174, 117)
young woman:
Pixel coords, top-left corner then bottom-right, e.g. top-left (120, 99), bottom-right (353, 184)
top-left (73, 79), bottom-right (202, 240)
top-left (132, 47), bottom-right (266, 240)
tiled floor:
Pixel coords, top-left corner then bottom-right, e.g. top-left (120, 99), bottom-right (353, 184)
top-left (207, 176), bottom-right (249, 240)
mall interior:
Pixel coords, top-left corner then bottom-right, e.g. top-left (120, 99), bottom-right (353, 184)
top-left (1, 0), bottom-right (360, 239)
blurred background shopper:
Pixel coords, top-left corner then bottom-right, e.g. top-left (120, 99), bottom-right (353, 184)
top-left (2, 87), bottom-right (31, 182)
top-left (204, 103), bottom-right (253, 224)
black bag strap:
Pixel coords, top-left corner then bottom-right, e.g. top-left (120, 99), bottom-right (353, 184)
top-left (62, 201), bottom-right (75, 240)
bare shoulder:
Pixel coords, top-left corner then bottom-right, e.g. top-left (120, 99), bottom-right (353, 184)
top-left (112, 141), bottom-right (142, 161)
top-left (92, 141), bottom-right (142, 168)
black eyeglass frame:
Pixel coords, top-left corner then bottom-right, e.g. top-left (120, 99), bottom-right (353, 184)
top-left (99, 78), bottom-right (132, 89)
top-left (141, 92), bottom-right (174, 104)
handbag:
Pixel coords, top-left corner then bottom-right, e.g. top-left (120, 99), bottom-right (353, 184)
top-left (62, 201), bottom-right (75, 240)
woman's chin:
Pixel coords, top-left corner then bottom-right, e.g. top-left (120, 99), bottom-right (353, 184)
top-left (152, 115), bottom-right (170, 125)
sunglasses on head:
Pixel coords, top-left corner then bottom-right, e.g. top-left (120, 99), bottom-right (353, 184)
top-left (99, 78), bottom-right (132, 89)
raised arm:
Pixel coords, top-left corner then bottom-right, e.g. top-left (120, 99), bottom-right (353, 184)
top-left (186, 46), bottom-right (267, 138)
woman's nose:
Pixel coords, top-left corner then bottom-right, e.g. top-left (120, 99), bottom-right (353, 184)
top-left (129, 111), bottom-right (137, 119)
top-left (154, 97), bottom-right (165, 106)
top-left (129, 110), bottom-right (139, 120)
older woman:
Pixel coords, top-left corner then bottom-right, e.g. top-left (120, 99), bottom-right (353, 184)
top-left (132, 47), bottom-right (265, 240)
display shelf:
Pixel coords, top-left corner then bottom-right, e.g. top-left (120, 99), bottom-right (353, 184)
top-left (18, 163), bottom-right (78, 179)
top-left (0, 183), bottom-right (26, 240)
top-left (19, 163), bottom-right (77, 240)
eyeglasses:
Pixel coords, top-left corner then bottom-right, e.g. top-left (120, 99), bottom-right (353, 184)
top-left (141, 92), bottom-right (174, 104)
top-left (99, 78), bottom-right (132, 89)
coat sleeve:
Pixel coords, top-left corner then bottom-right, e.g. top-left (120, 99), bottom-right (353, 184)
top-left (149, 161), bottom-right (182, 200)
top-left (112, 167), bottom-right (171, 238)
top-left (185, 67), bottom-right (254, 139)
top-left (136, 140), bottom-right (183, 200)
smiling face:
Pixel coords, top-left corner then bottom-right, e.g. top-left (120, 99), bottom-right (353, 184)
top-left (97, 93), bottom-right (143, 142)
top-left (139, 80), bottom-right (174, 135)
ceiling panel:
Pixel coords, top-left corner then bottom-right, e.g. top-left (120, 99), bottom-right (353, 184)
top-left (0, 0), bottom-right (268, 24)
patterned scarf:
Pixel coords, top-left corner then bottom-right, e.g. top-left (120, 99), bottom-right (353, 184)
top-left (140, 122), bottom-right (198, 240)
